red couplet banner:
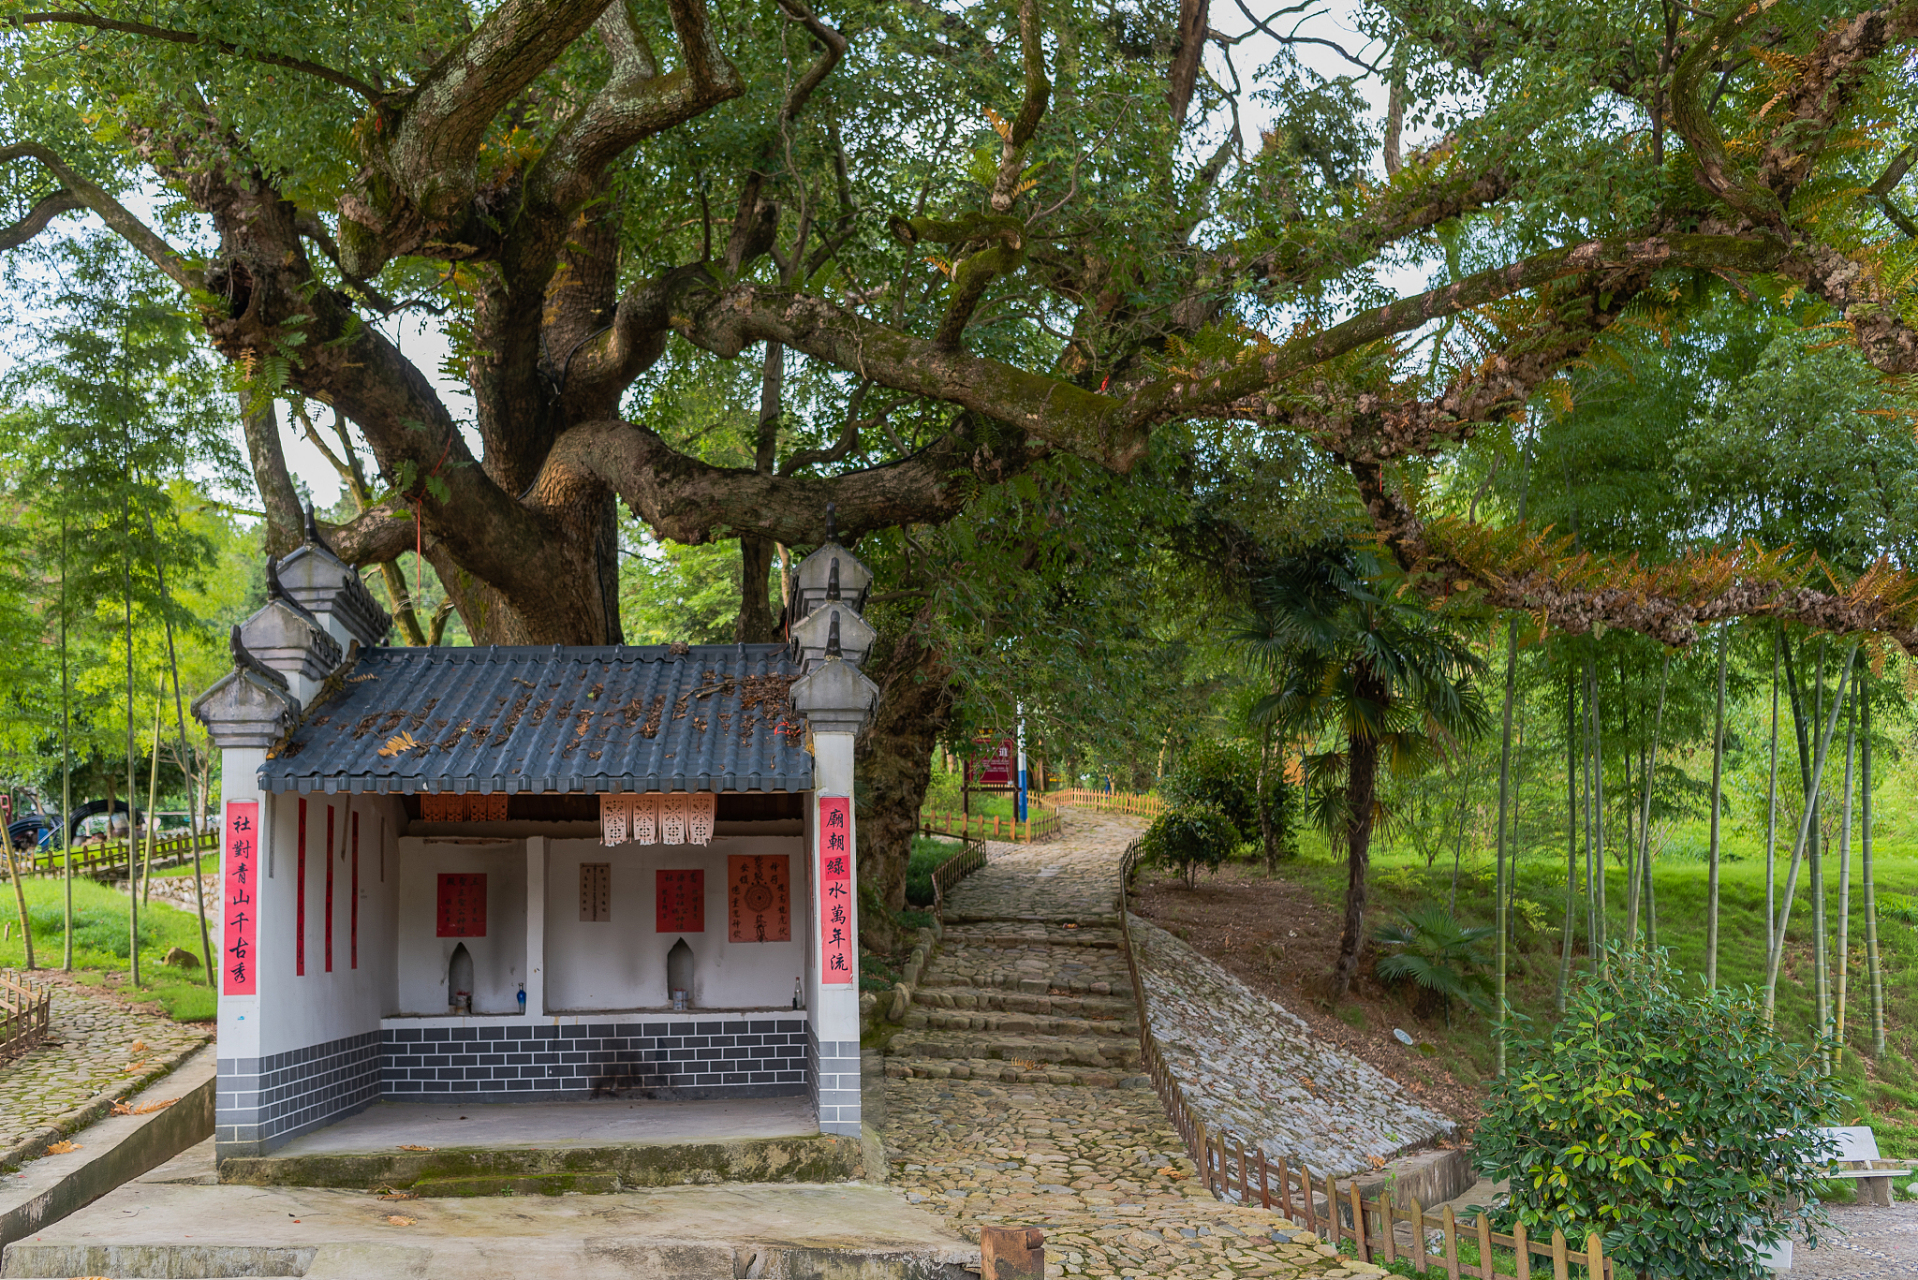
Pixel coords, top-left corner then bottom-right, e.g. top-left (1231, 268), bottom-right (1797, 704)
top-left (223, 801), bottom-right (259, 994)
top-left (817, 795), bottom-right (853, 984)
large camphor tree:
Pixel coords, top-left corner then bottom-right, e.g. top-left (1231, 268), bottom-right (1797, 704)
top-left (6, 0), bottom-right (1918, 944)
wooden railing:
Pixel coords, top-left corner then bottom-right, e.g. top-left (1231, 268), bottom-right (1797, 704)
top-left (918, 807), bottom-right (1062, 843)
top-left (0, 969), bottom-right (52, 1061)
top-left (1115, 838), bottom-right (1610, 1280)
top-left (929, 837), bottom-right (990, 916)
top-left (15, 831), bottom-right (218, 883)
top-left (1045, 788), bottom-right (1165, 818)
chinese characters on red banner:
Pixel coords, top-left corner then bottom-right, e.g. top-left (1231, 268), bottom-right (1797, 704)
top-left (727, 855), bottom-right (791, 942)
top-left (656, 869), bottom-right (705, 932)
top-left (818, 795), bottom-right (853, 984)
top-left (436, 874), bottom-right (487, 937)
top-left (223, 801), bottom-right (258, 994)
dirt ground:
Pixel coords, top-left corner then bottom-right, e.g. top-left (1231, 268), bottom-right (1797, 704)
top-left (1132, 862), bottom-right (1487, 1133)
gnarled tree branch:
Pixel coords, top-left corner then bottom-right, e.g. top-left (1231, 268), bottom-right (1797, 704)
top-left (4, 11), bottom-right (381, 97)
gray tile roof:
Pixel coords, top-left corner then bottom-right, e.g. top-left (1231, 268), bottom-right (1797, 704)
top-left (259, 643), bottom-right (811, 795)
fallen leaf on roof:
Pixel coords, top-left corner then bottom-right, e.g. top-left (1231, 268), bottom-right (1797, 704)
top-left (379, 731), bottom-right (421, 757)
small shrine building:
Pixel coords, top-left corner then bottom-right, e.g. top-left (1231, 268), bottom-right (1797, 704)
top-left (194, 517), bottom-right (879, 1162)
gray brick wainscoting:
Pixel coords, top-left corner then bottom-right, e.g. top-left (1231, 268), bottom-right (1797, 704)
top-left (379, 1012), bottom-right (811, 1104)
top-left (216, 1031), bottom-right (382, 1158)
top-left (808, 1021), bottom-right (863, 1136)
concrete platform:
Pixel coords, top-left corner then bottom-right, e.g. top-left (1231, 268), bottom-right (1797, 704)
top-left (217, 1097), bottom-right (870, 1193)
top-left (3, 1140), bottom-right (977, 1279)
top-left (0, 1045), bottom-right (216, 1250)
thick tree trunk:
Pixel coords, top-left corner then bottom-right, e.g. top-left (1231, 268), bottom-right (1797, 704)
top-left (1330, 683), bottom-right (1383, 1000)
top-left (854, 618), bottom-right (955, 957)
top-left (737, 536), bottom-right (779, 643)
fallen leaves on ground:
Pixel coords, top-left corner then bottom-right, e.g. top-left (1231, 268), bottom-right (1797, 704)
top-left (112, 1098), bottom-right (178, 1115)
top-left (396, 1144), bottom-right (434, 1152)
top-left (386, 1215), bottom-right (417, 1226)
top-left (44, 1141), bottom-right (79, 1155)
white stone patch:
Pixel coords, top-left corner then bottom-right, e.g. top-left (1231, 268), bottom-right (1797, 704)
top-left (1129, 915), bottom-right (1454, 1179)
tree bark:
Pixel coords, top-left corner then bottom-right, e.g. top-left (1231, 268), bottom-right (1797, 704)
top-left (1330, 673), bottom-right (1385, 1001)
top-left (854, 619), bottom-right (955, 957)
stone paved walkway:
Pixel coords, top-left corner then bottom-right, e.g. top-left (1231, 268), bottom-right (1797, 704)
top-left (1132, 916), bottom-right (1454, 1178)
top-left (882, 811), bottom-right (1384, 1279)
top-left (1787, 1201), bottom-right (1918, 1278)
top-left (0, 974), bottom-right (209, 1160)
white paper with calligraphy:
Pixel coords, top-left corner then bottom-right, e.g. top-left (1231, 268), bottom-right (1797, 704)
top-left (599, 793), bottom-right (631, 846)
top-left (817, 795), bottom-right (854, 984)
top-left (632, 793), bottom-right (659, 845)
top-left (660, 792), bottom-right (688, 845)
top-left (687, 792), bottom-right (716, 846)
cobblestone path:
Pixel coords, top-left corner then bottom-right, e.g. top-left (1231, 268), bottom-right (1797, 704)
top-left (1789, 1201), bottom-right (1918, 1278)
top-left (0, 975), bottom-right (209, 1159)
top-left (882, 811), bottom-right (1384, 1279)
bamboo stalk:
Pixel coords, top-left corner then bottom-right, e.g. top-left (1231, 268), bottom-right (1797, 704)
top-left (1707, 624), bottom-right (1729, 987)
top-left (1863, 694), bottom-right (1886, 1057)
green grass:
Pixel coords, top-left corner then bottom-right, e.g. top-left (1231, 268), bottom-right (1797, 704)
top-left (0, 876), bottom-right (217, 1021)
top-left (1268, 825), bottom-right (1918, 1159)
top-left (905, 835), bottom-right (966, 908)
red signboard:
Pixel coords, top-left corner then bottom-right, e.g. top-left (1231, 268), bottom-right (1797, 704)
top-left (728, 855), bottom-right (791, 943)
top-left (222, 801), bottom-right (259, 995)
top-left (975, 737), bottom-right (1016, 787)
top-left (656, 869), bottom-right (705, 933)
top-left (817, 795), bottom-right (853, 984)
top-left (436, 873), bottom-right (487, 937)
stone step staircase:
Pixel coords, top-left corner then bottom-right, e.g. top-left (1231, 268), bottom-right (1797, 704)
top-left (910, 985), bottom-right (1136, 1020)
top-left (884, 855), bottom-right (1149, 1089)
top-left (886, 1027), bottom-right (1142, 1070)
top-left (899, 1005), bottom-right (1135, 1038)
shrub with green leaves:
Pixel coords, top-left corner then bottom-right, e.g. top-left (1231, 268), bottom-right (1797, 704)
top-left (1165, 738), bottom-right (1295, 864)
top-left (1138, 802), bottom-right (1239, 888)
top-left (1477, 951), bottom-right (1842, 1280)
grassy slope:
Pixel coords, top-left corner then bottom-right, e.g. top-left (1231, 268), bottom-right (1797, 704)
top-left (0, 876), bottom-right (216, 1021)
top-left (1273, 822), bottom-right (1918, 1160)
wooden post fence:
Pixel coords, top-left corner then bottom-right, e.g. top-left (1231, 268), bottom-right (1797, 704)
top-left (11, 830), bottom-right (217, 884)
top-left (0, 969), bottom-right (52, 1061)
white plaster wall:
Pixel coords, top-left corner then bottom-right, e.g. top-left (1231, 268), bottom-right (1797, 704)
top-left (544, 835), bottom-right (806, 1012)
top-left (221, 788), bottom-right (404, 1058)
top-left (394, 839), bottom-right (527, 1015)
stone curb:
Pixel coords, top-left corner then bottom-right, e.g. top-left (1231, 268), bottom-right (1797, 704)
top-left (0, 1031), bottom-right (210, 1174)
top-left (0, 1043), bottom-right (217, 1251)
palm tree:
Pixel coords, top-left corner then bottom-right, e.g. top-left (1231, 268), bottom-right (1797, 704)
top-left (1237, 539), bottom-right (1491, 1001)
top-left (1374, 906), bottom-right (1497, 1025)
